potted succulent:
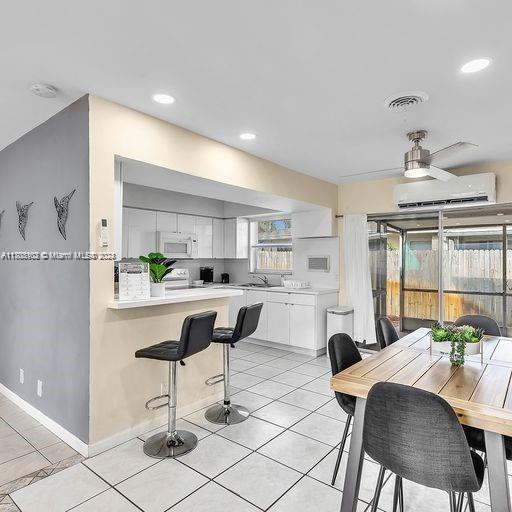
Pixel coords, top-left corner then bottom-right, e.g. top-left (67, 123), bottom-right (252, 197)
top-left (430, 322), bottom-right (484, 367)
top-left (457, 325), bottom-right (484, 356)
top-left (430, 322), bottom-right (456, 355)
top-left (139, 253), bottom-right (177, 297)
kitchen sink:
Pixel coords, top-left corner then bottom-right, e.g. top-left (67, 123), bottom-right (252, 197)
top-left (239, 283), bottom-right (280, 288)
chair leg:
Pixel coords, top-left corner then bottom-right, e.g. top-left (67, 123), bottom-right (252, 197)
top-left (392, 475), bottom-right (400, 512)
top-left (143, 361), bottom-right (198, 458)
top-left (204, 344), bottom-right (249, 425)
top-left (467, 493), bottom-right (476, 512)
top-left (456, 492), bottom-right (464, 512)
top-left (331, 414), bottom-right (352, 486)
top-left (449, 492), bottom-right (458, 512)
top-left (397, 476), bottom-right (404, 512)
top-left (370, 465), bottom-right (386, 512)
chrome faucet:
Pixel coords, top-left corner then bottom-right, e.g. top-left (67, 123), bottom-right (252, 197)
top-left (254, 275), bottom-right (269, 285)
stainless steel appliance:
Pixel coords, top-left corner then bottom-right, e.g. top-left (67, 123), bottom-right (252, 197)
top-left (158, 232), bottom-right (198, 259)
top-left (200, 266), bottom-right (214, 283)
top-left (162, 268), bottom-right (190, 289)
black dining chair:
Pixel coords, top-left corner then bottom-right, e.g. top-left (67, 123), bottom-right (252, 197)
top-left (363, 382), bottom-right (484, 512)
top-left (328, 333), bottom-right (362, 486)
top-left (454, 314), bottom-right (508, 468)
top-left (375, 317), bottom-right (400, 350)
top-left (453, 314), bottom-right (501, 337)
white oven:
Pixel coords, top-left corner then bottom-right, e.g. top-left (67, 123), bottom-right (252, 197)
top-left (158, 231), bottom-right (198, 259)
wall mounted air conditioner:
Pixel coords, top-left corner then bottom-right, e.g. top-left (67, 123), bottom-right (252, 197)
top-left (394, 173), bottom-right (496, 210)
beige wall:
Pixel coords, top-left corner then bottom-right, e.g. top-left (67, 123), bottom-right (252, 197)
top-left (337, 161), bottom-right (512, 303)
top-left (88, 96), bottom-right (338, 445)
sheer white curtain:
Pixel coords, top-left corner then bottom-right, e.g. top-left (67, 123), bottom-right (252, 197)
top-left (343, 214), bottom-right (376, 344)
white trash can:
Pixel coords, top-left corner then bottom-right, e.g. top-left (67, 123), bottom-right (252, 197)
top-left (327, 305), bottom-right (354, 343)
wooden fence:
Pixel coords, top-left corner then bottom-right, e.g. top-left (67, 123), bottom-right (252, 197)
top-left (375, 249), bottom-right (510, 323)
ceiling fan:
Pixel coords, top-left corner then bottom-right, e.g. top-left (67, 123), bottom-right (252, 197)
top-left (354, 130), bottom-right (477, 181)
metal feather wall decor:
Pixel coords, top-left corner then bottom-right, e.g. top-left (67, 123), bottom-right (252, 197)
top-left (54, 189), bottom-right (76, 240)
top-left (16, 201), bottom-right (34, 240)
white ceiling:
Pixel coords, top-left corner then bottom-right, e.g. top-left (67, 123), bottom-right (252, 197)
top-left (2, 1), bottom-right (512, 184)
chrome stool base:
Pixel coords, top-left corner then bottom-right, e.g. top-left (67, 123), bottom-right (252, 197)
top-left (204, 403), bottom-right (249, 425)
top-left (143, 430), bottom-right (198, 459)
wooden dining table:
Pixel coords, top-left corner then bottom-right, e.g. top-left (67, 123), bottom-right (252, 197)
top-left (331, 327), bottom-right (512, 512)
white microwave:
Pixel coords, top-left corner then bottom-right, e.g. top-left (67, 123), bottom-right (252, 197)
top-left (158, 231), bottom-right (198, 259)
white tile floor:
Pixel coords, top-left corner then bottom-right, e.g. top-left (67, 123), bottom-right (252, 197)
top-left (4, 341), bottom-right (507, 511)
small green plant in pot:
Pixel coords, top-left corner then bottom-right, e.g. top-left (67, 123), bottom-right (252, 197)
top-left (139, 253), bottom-right (177, 297)
top-left (430, 322), bottom-right (456, 356)
top-left (457, 325), bottom-right (484, 356)
top-left (431, 322), bottom-right (484, 367)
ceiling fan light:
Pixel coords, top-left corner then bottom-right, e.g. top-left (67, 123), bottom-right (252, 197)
top-left (404, 167), bottom-right (429, 179)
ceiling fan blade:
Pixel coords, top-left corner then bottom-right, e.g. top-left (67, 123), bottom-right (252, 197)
top-left (427, 142), bottom-right (478, 165)
top-left (427, 165), bottom-right (457, 181)
top-left (340, 167), bottom-right (403, 180)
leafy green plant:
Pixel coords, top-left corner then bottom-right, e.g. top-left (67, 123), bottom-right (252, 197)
top-left (430, 322), bottom-right (484, 367)
top-left (139, 253), bottom-right (177, 283)
top-left (430, 322), bottom-right (456, 343)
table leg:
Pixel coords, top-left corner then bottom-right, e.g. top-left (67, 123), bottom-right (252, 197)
top-left (484, 430), bottom-right (511, 512)
top-left (340, 397), bottom-right (366, 512)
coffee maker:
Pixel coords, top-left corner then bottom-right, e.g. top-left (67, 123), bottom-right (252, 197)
top-left (200, 266), bottom-right (214, 283)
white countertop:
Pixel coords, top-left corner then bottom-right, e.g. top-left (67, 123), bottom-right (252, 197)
top-left (200, 284), bottom-right (339, 295)
top-left (108, 287), bottom-right (244, 309)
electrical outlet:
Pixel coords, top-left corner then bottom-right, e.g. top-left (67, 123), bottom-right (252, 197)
top-left (37, 380), bottom-right (43, 397)
top-left (19, 369), bottom-right (24, 384)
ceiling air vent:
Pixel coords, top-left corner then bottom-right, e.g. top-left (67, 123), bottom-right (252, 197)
top-left (385, 91), bottom-right (429, 111)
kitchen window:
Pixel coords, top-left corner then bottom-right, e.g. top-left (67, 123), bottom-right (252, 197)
top-left (250, 218), bottom-right (292, 273)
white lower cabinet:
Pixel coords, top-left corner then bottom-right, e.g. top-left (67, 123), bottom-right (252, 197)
top-left (229, 289), bottom-right (338, 352)
top-left (289, 304), bottom-right (316, 349)
top-left (267, 301), bottom-right (290, 345)
top-left (246, 290), bottom-right (268, 340)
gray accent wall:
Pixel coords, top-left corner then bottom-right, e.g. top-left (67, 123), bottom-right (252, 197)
top-left (0, 96), bottom-right (90, 442)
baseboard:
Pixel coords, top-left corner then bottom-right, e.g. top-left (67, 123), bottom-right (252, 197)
top-left (87, 390), bottom-right (224, 457)
top-left (0, 383), bottom-right (89, 457)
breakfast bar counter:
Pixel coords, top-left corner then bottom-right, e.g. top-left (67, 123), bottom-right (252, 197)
top-left (108, 287), bottom-right (243, 309)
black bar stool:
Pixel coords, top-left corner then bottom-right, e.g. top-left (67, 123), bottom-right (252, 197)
top-left (135, 310), bottom-right (217, 458)
top-left (204, 303), bottom-right (263, 425)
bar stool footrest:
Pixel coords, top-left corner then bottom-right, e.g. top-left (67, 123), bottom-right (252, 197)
top-left (145, 394), bottom-right (169, 411)
top-left (205, 374), bottom-right (224, 386)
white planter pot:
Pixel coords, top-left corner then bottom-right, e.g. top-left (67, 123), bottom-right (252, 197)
top-left (433, 341), bottom-right (452, 355)
top-left (150, 282), bottom-right (166, 298)
top-left (465, 342), bottom-right (481, 355)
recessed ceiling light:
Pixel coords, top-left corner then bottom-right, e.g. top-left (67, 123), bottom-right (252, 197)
top-left (461, 58), bottom-right (491, 74)
top-left (30, 83), bottom-right (57, 98)
top-left (153, 93), bottom-right (175, 104)
top-left (239, 133), bottom-right (256, 141)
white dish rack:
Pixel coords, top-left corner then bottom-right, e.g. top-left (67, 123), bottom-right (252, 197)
top-left (282, 279), bottom-right (310, 289)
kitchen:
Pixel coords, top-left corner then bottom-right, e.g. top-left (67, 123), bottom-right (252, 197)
top-left (114, 157), bottom-right (340, 358)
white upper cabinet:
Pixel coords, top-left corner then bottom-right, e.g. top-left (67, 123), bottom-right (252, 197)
top-left (156, 211), bottom-right (177, 233)
top-left (123, 207), bottom-right (157, 258)
top-left (196, 216), bottom-right (213, 258)
top-left (212, 218), bottom-right (224, 259)
top-left (224, 218), bottom-right (249, 259)
top-left (177, 214), bottom-right (196, 234)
